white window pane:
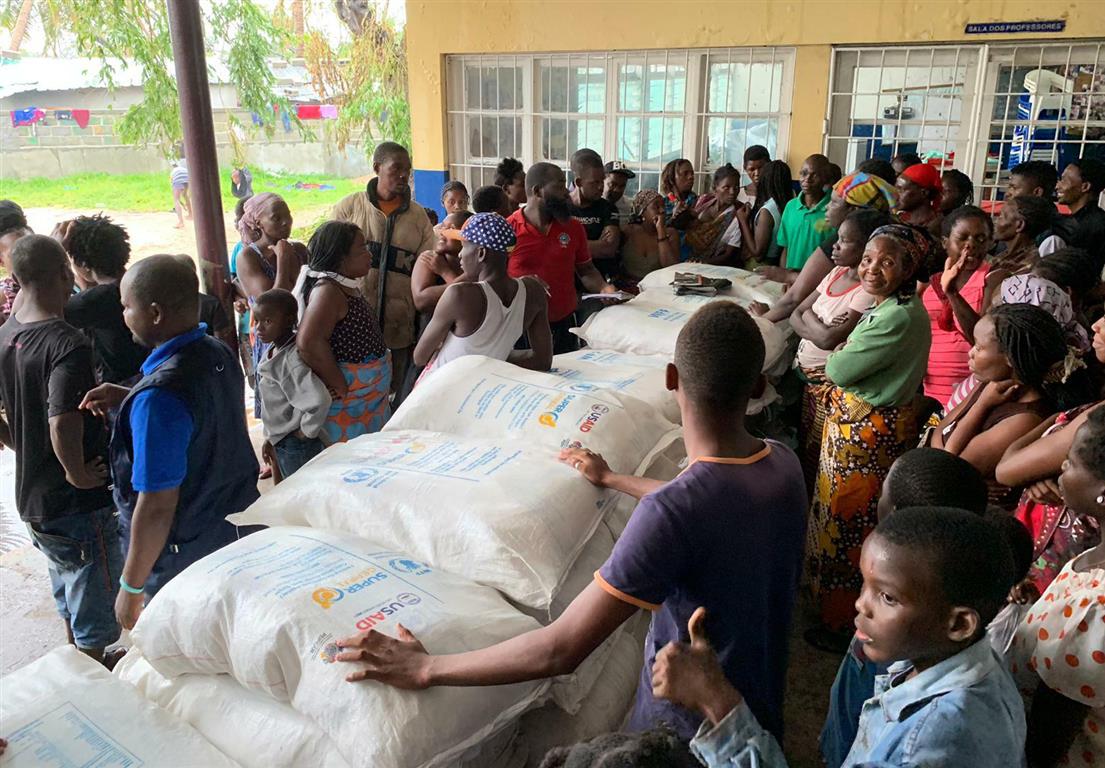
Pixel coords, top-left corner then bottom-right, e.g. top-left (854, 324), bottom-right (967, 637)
top-left (646, 64), bottom-right (686, 112)
top-left (619, 64), bottom-right (643, 111)
top-left (705, 117), bottom-right (778, 168)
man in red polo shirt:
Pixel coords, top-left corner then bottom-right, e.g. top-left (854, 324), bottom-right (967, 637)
top-left (508, 162), bottom-right (617, 354)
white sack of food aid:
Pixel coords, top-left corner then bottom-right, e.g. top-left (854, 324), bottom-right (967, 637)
top-left (131, 527), bottom-right (547, 768)
top-left (519, 613), bottom-right (648, 763)
top-left (0, 646), bottom-right (235, 768)
top-left (116, 649), bottom-right (351, 768)
top-left (116, 650), bottom-right (527, 768)
top-left (572, 298), bottom-right (788, 383)
top-left (230, 430), bottom-right (616, 611)
top-left (549, 350), bottom-right (679, 424)
top-left (385, 356), bottom-right (683, 476)
top-left (635, 262), bottom-right (785, 306)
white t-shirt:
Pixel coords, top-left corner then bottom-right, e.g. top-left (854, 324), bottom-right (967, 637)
top-left (795, 266), bottom-right (875, 370)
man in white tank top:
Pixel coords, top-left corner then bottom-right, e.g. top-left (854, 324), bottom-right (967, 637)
top-left (413, 213), bottom-right (552, 377)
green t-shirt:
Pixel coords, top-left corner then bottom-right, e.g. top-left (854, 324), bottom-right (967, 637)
top-left (825, 296), bottom-right (931, 407)
top-left (775, 192), bottom-right (836, 270)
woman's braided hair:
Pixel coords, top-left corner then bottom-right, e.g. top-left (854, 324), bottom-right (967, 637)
top-left (988, 302), bottom-right (1089, 409)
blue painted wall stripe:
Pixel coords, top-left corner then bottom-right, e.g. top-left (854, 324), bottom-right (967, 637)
top-left (413, 168), bottom-right (448, 221)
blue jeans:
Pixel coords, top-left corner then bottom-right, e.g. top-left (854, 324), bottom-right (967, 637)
top-left (27, 507), bottom-right (123, 650)
top-left (274, 432), bottom-right (324, 478)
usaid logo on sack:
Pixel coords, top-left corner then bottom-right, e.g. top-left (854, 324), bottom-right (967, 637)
top-left (579, 403), bottom-right (609, 433)
top-left (343, 468), bottom-right (379, 484)
top-left (389, 557), bottom-right (431, 576)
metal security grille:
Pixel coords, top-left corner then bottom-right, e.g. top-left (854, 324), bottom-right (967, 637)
top-left (825, 45), bottom-right (980, 178)
top-left (826, 41), bottom-right (1105, 204)
top-left (971, 41), bottom-right (1105, 204)
top-left (446, 47), bottom-right (794, 197)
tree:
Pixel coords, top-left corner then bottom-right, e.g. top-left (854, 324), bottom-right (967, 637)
top-left (302, 0), bottom-right (409, 152)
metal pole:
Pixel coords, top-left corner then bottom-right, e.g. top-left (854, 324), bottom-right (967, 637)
top-left (166, 0), bottom-right (237, 349)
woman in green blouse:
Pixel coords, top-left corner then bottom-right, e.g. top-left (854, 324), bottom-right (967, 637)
top-left (806, 223), bottom-right (934, 651)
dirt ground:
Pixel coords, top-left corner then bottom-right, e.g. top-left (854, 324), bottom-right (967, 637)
top-left (23, 205), bottom-right (333, 265)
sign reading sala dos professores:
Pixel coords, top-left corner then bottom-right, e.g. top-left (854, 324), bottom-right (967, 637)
top-left (965, 20), bottom-right (1066, 34)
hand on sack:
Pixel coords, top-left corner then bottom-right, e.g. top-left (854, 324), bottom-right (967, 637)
top-left (559, 447), bottom-right (613, 487)
top-left (336, 624), bottom-right (431, 689)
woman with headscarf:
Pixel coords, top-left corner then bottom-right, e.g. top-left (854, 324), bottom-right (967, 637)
top-left (895, 162), bottom-right (943, 235)
top-left (806, 223), bottom-right (934, 651)
top-left (620, 189), bottom-right (680, 283)
top-left (235, 193), bottom-right (308, 434)
top-left (296, 221), bottom-right (391, 444)
top-left (751, 169), bottom-right (897, 323)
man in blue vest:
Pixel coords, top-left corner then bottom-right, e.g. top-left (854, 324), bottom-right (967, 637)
top-left (81, 254), bottom-right (259, 630)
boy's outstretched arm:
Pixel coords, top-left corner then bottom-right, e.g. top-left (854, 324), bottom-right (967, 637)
top-left (559, 447), bottom-right (664, 500)
top-left (336, 581), bottom-right (637, 688)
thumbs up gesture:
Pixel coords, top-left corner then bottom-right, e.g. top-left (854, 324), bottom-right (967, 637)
top-left (651, 607), bottom-right (744, 725)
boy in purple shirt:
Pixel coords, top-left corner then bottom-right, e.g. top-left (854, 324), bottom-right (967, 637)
top-left (332, 302), bottom-right (808, 743)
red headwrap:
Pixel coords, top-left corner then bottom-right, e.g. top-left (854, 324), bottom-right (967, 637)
top-left (900, 163), bottom-right (943, 211)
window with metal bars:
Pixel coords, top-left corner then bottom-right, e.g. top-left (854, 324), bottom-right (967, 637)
top-left (445, 48), bottom-right (794, 198)
top-left (824, 42), bottom-right (1105, 205)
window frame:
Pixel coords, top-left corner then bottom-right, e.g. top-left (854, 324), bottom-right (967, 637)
top-left (446, 47), bottom-right (795, 196)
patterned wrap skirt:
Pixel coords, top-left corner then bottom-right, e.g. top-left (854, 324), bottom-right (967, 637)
top-left (808, 387), bottom-right (919, 631)
top-left (321, 355), bottom-right (392, 445)
top-left (798, 366), bottom-right (834, 496)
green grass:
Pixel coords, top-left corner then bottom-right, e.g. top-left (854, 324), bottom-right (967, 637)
top-left (0, 170), bottom-right (362, 215)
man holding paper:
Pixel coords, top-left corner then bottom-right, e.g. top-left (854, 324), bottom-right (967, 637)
top-left (508, 162), bottom-right (621, 354)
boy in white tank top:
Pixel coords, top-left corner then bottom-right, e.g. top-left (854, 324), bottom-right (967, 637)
top-left (414, 213), bottom-right (552, 377)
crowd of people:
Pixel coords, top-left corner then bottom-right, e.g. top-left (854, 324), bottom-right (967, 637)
top-left (0, 138), bottom-right (1103, 768)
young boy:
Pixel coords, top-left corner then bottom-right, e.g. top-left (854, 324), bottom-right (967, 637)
top-left (254, 288), bottom-right (330, 481)
top-left (0, 235), bottom-right (120, 663)
top-left (773, 154), bottom-right (836, 274)
top-left (472, 184), bottom-right (512, 218)
top-left (80, 254), bottom-right (259, 630)
top-left (335, 302), bottom-right (808, 745)
top-left (414, 212), bottom-right (552, 376)
top-left (61, 214), bottom-right (148, 384)
top-left (824, 448), bottom-right (989, 768)
top-left (653, 506), bottom-right (1024, 767)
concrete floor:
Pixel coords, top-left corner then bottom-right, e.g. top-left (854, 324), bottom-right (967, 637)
top-left (0, 415), bottom-right (838, 766)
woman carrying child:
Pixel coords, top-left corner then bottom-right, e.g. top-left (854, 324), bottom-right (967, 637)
top-left (619, 190), bottom-right (680, 283)
top-left (297, 221), bottom-right (391, 444)
top-left (930, 303), bottom-right (1089, 508)
top-left (685, 164), bottom-right (742, 265)
top-left (1006, 406), bottom-right (1105, 768)
top-left (996, 315), bottom-right (1105, 593)
top-left (789, 208), bottom-right (888, 492)
top-left (807, 223), bottom-right (933, 649)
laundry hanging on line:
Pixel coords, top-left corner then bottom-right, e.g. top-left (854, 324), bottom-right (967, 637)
top-left (10, 108), bottom-right (45, 127)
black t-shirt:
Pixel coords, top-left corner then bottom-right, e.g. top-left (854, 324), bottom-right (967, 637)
top-left (1055, 204), bottom-right (1105, 273)
top-left (0, 317), bottom-right (113, 522)
top-left (569, 197), bottom-right (617, 242)
top-left (198, 293), bottom-right (231, 338)
top-left (65, 283), bottom-right (148, 384)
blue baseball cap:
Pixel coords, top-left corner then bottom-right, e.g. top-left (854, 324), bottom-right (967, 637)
top-left (457, 212), bottom-right (516, 252)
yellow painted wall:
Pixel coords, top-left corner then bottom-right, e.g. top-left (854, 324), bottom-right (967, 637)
top-left (406, 0), bottom-right (1105, 169)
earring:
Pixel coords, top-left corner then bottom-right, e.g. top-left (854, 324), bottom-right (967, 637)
top-left (1097, 494), bottom-right (1105, 506)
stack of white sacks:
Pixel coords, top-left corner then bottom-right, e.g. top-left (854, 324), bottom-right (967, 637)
top-left (0, 265), bottom-right (788, 768)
